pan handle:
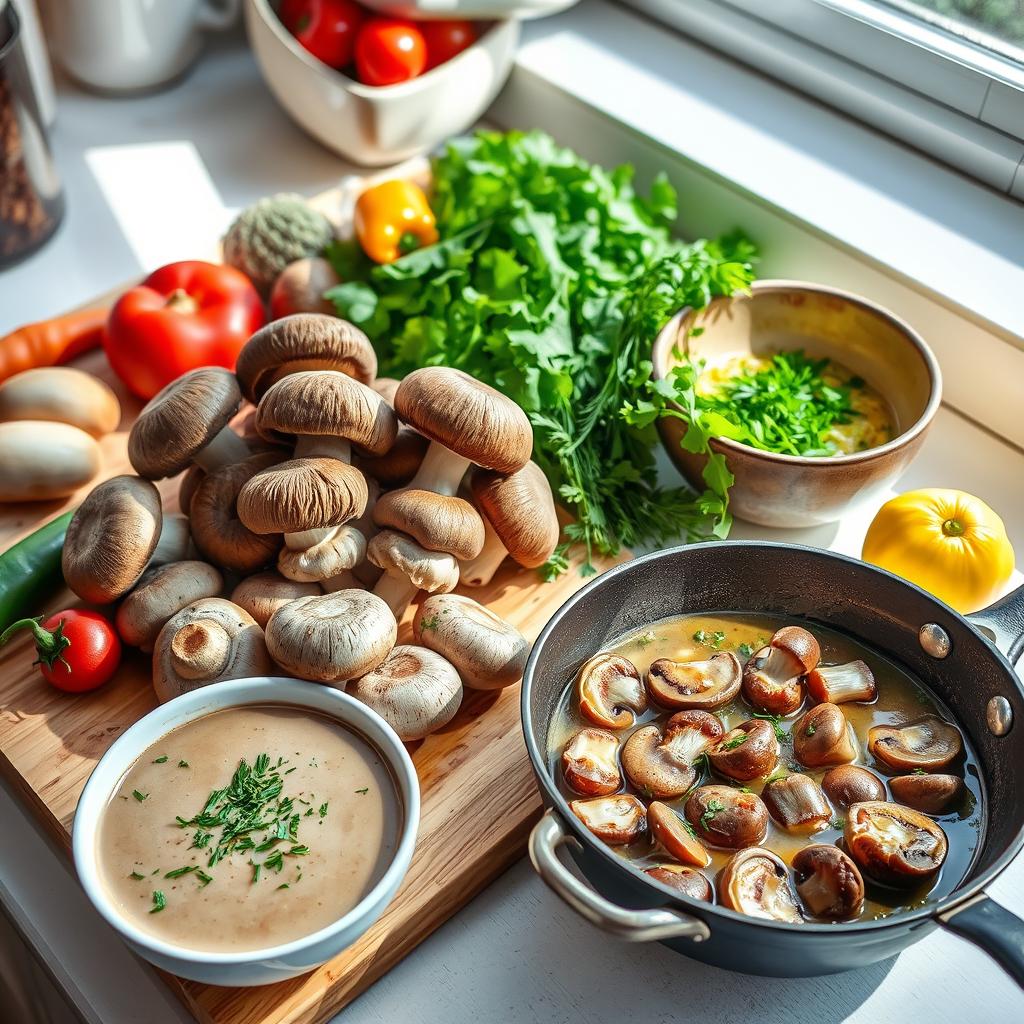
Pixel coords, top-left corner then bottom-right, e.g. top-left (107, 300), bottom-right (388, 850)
top-left (939, 894), bottom-right (1024, 989)
top-left (969, 583), bottom-right (1024, 665)
top-left (528, 809), bottom-right (710, 943)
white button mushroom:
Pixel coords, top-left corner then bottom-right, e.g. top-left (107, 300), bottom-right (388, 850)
top-left (0, 367), bottom-right (120, 437)
top-left (0, 421), bottom-right (102, 502)
top-left (229, 571), bottom-right (320, 628)
top-left (366, 529), bottom-right (460, 619)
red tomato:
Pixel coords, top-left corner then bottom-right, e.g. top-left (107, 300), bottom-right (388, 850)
top-left (421, 20), bottom-right (477, 70)
top-left (355, 19), bottom-right (427, 86)
top-left (279, 0), bottom-right (364, 69)
top-left (104, 260), bottom-right (265, 399)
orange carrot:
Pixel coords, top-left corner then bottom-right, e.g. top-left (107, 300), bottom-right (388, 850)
top-left (0, 308), bottom-right (108, 382)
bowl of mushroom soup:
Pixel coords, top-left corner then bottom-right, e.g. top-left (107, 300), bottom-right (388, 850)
top-left (73, 676), bottom-right (419, 986)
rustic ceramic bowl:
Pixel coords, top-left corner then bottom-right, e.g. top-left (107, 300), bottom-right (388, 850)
top-left (651, 281), bottom-right (942, 528)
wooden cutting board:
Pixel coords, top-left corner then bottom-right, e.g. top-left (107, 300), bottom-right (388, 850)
top-left (0, 288), bottom-right (623, 1023)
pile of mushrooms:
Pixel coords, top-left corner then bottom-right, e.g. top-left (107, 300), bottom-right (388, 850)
top-left (563, 622), bottom-right (969, 922)
top-left (60, 313), bottom-right (555, 741)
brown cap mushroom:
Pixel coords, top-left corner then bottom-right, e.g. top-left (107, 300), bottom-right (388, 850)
top-left (62, 475), bottom-right (193, 604)
top-left (821, 765), bottom-right (886, 808)
top-left (793, 702), bottom-right (857, 768)
top-left (357, 377), bottom-right (428, 486)
top-left (236, 313), bottom-right (377, 402)
top-left (115, 561), bottom-right (224, 652)
top-left (762, 774), bottom-right (832, 832)
top-left (647, 801), bottom-right (711, 868)
top-left (707, 718), bottom-right (780, 781)
top-left (576, 654), bottom-right (647, 729)
top-left (395, 367), bottom-right (533, 494)
top-left (189, 451), bottom-right (286, 572)
top-left (459, 462), bottom-right (560, 586)
top-left (270, 257), bottom-right (340, 318)
top-left (178, 464), bottom-right (205, 517)
top-left (718, 848), bottom-right (802, 922)
top-left (792, 846), bottom-right (864, 919)
top-left (621, 710), bottom-right (723, 799)
top-left (254, 370), bottom-right (397, 461)
top-left (889, 773), bottom-right (965, 814)
top-left (644, 865), bottom-right (712, 901)
top-left (646, 651), bottom-right (742, 710)
top-left (277, 525), bottom-right (366, 584)
top-left (684, 785), bottom-right (768, 849)
top-left (0, 421), bottom-right (102, 502)
top-left (742, 625), bottom-right (820, 716)
top-left (373, 489), bottom-right (485, 560)
top-left (349, 644), bottom-right (463, 741)
top-left (229, 571), bottom-right (320, 628)
top-left (266, 590), bottom-right (396, 683)
top-left (128, 367), bottom-right (249, 479)
top-left (569, 794), bottom-right (646, 846)
top-left (806, 660), bottom-right (877, 705)
top-left (561, 728), bottom-right (622, 796)
top-left (845, 800), bottom-right (948, 885)
top-left (413, 593), bottom-right (529, 690)
top-left (152, 598), bottom-right (272, 703)
top-left (868, 716), bottom-right (963, 772)
top-left (367, 529), bottom-right (460, 618)
top-left (0, 367), bottom-right (120, 437)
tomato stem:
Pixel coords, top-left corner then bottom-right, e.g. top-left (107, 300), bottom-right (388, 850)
top-left (941, 518), bottom-right (965, 538)
top-left (0, 616), bottom-right (72, 671)
top-left (164, 288), bottom-right (199, 315)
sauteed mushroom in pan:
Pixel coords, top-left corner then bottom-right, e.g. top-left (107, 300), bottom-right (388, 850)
top-left (793, 846), bottom-right (865, 919)
top-left (570, 795), bottom-right (646, 846)
top-left (577, 654), bottom-right (647, 729)
top-left (562, 729), bottom-right (622, 797)
top-left (718, 848), bottom-right (802, 922)
top-left (793, 703), bottom-right (857, 768)
top-left (742, 626), bottom-right (820, 715)
top-left (646, 651), bottom-right (742, 710)
top-left (644, 864), bottom-right (712, 901)
top-left (868, 716), bottom-right (964, 772)
top-left (621, 711), bottom-right (723, 799)
top-left (685, 785), bottom-right (769, 849)
top-left (889, 773), bottom-right (965, 814)
top-left (845, 800), bottom-right (949, 885)
top-left (707, 718), bottom-right (779, 781)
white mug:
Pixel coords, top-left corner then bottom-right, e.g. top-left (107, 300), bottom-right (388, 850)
top-left (43, 0), bottom-right (240, 94)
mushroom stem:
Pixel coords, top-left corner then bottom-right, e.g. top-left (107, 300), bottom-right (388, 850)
top-left (459, 518), bottom-right (508, 586)
top-left (407, 441), bottom-right (471, 497)
top-left (151, 514), bottom-right (192, 566)
top-left (373, 573), bottom-right (418, 619)
top-left (193, 425), bottom-right (250, 473)
top-left (169, 619), bottom-right (231, 680)
top-left (294, 435), bottom-right (351, 462)
top-left (284, 527), bottom-right (336, 550)
top-left (321, 570), bottom-right (362, 592)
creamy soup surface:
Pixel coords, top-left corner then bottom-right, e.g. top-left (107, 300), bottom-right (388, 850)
top-left (99, 705), bottom-right (401, 952)
top-left (547, 614), bottom-right (984, 922)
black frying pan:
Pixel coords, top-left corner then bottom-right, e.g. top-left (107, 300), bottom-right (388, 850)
top-left (521, 542), bottom-right (1024, 984)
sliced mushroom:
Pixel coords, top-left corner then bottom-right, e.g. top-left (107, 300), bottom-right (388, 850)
top-left (845, 800), bottom-right (948, 886)
top-left (646, 652), bottom-right (742, 710)
top-left (792, 846), bottom-right (864, 919)
top-left (793, 703), bottom-right (857, 768)
top-left (806, 660), bottom-right (877, 704)
top-left (647, 800), bottom-right (711, 867)
top-left (266, 590), bottom-right (396, 683)
top-left (762, 774), bottom-right (832, 832)
top-left (349, 645), bottom-right (463, 741)
top-left (569, 795), bottom-right (646, 846)
top-left (368, 529), bottom-right (460, 619)
top-left (684, 785), bottom-right (768, 849)
top-left (821, 765), bottom-right (886, 808)
top-left (0, 421), bottom-right (101, 501)
top-left (562, 728), bottom-right (621, 796)
top-left (741, 625), bottom-right (820, 715)
top-left (889, 773), bottom-right (965, 815)
top-left (644, 864), bottom-right (712, 901)
top-left (115, 561), bottom-right (223, 652)
top-left (707, 719), bottom-right (779, 781)
top-left (229, 572), bottom-right (320, 629)
top-left (577, 654), bottom-right (647, 729)
top-left (717, 848), bottom-right (802, 922)
top-left (152, 598), bottom-right (272, 703)
top-left (412, 593), bottom-right (529, 690)
top-left (621, 711), bottom-right (723, 798)
top-left (868, 716), bottom-right (963, 772)
top-left (0, 367), bottom-right (120, 437)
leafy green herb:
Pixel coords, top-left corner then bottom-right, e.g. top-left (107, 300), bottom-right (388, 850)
top-left (737, 642), bottom-right (754, 658)
top-left (264, 851), bottom-right (285, 873)
top-left (195, 870), bottom-right (213, 887)
top-left (830, 818), bottom-right (846, 830)
top-left (277, 884), bottom-right (290, 891)
top-left (164, 866), bottom-right (196, 879)
top-left (805, 723), bottom-right (817, 737)
top-left (699, 798), bottom-right (725, 832)
top-left (328, 130), bottom-right (756, 574)
top-left (913, 768), bottom-right (927, 775)
top-left (129, 871), bottom-right (145, 880)
top-left (680, 818), bottom-right (698, 838)
top-left (177, 760), bottom-right (190, 768)
top-left (289, 845), bottom-right (309, 856)
top-left (750, 712), bottom-right (788, 744)
top-left (150, 891), bottom-right (166, 914)
top-left (355, 787), bottom-right (369, 795)
top-left (319, 803), bottom-right (329, 818)
top-left (693, 629), bottom-right (727, 650)
top-left (631, 631), bottom-right (657, 648)
top-left (721, 732), bottom-right (748, 751)
top-left (418, 614), bottom-right (440, 632)
top-left (152, 756), bottom-right (168, 764)
top-left (132, 790), bottom-right (148, 802)
top-left (738, 786), bottom-right (752, 794)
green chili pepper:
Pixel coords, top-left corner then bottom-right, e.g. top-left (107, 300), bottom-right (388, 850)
top-left (0, 510), bottom-right (73, 631)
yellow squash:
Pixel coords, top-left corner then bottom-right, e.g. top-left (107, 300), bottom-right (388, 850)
top-left (862, 488), bottom-right (1015, 613)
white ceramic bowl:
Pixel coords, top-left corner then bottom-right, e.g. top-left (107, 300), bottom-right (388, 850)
top-left (245, 0), bottom-right (520, 166)
top-left (72, 677), bottom-right (420, 987)
top-left (359, 0), bottom-right (579, 19)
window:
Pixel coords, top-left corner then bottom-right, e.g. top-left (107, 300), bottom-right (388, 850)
top-left (623, 0), bottom-right (1024, 197)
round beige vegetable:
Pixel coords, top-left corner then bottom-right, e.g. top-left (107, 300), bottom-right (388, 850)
top-left (229, 571), bottom-right (320, 628)
top-left (0, 367), bottom-right (120, 437)
top-left (0, 421), bottom-right (101, 502)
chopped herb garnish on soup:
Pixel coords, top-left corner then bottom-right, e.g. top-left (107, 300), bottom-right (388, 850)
top-left (150, 891), bottom-right (166, 914)
top-left (132, 790), bottom-right (148, 802)
top-left (178, 760), bottom-right (189, 768)
top-left (152, 756), bottom-right (168, 764)
top-left (129, 871), bottom-right (145, 880)
top-left (693, 629), bottom-right (727, 650)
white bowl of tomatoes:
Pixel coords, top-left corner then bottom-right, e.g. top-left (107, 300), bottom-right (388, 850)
top-left (246, 0), bottom-right (520, 166)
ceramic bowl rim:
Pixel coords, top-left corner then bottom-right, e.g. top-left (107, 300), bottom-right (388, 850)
top-left (72, 677), bottom-right (420, 966)
top-left (650, 279), bottom-right (943, 467)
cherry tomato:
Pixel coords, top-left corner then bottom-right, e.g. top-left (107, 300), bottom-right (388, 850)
top-left (280, 0), bottom-right (365, 69)
top-left (355, 18), bottom-right (427, 86)
top-left (0, 609), bottom-right (121, 693)
top-left (422, 20), bottom-right (477, 70)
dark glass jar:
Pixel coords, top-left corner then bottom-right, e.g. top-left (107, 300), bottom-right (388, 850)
top-left (0, 2), bottom-right (63, 268)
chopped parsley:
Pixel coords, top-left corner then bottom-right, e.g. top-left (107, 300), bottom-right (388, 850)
top-left (699, 798), bottom-right (725, 832)
top-left (830, 818), bottom-right (846, 830)
top-left (178, 760), bottom-right (190, 768)
top-left (738, 642), bottom-right (755, 658)
top-left (355, 787), bottom-right (369, 795)
top-left (805, 723), bottom-right (817, 737)
top-left (152, 756), bottom-right (168, 764)
top-left (750, 712), bottom-right (788, 743)
top-left (721, 732), bottom-right (748, 751)
top-left (132, 790), bottom-right (148, 802)
top-left (149, 891), bottom-right (166, 914)
top-left (693, 629), bottom-right (727, 650)
top-left (129, 871), bottom-right (145, 881)
top-left (418, 614), bottom-right (440, 631)
top-left (164, 865), bottom-right (197, 879)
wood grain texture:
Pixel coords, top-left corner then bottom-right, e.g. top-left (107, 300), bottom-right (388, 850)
top-left (0, 312), bottom-right (624, 1024)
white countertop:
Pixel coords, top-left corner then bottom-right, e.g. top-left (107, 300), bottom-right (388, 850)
top-left (2, 23), bottom-right (1024, 1024)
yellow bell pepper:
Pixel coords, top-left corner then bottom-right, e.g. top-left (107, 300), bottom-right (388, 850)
top-left (862, 488), bottom-right (1015, 613)
top-left (354, 179), bottom-right (439, 265)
